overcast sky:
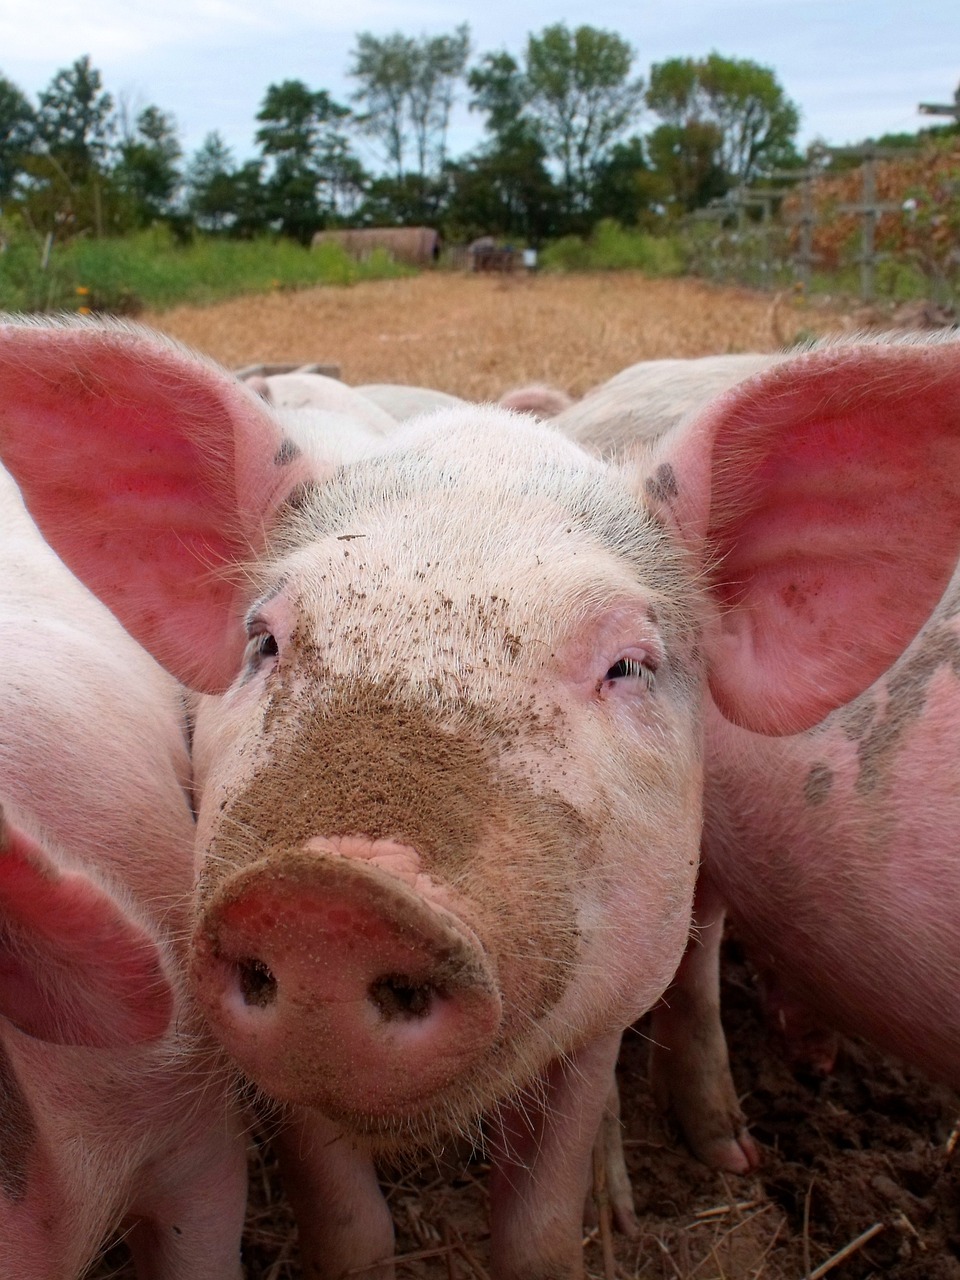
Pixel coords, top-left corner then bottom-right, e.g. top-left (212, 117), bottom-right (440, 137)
top-left (1, 1), bottom-right (957, 170)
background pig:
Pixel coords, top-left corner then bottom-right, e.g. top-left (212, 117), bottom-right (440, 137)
top-left (355, 381), bottom-right (467, 420)
top-left (248, 369), bottom-right (397, 432)
top-left (2, 319), bottom-right (959, 1279)
top-left (559, 335), bottom-right (960, 1181)
top-left (497, 383), bottom-right (574, 419)
top-left (555, 352), bottom-right (781, 454)
top-left (0, 464), bottom-right (248, 1277)
top-left (649, 341), bottom-right (960, 1175)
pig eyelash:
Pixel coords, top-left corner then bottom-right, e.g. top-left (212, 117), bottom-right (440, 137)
top-left (601, 656), bottom-right (656, 692)
top-left (244, 627), bottom-right (279, 672)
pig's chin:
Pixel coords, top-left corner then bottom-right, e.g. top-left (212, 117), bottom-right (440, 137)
top-left (248, 1025), bottom-right (567, 1158)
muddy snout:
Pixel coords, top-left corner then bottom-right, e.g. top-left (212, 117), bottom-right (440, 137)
top-left (191, 842), bottom-right (503, 1118)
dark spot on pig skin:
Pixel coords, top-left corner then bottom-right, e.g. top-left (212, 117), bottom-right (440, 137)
top-left (280, 483), bottom-right (316, 515)
top-left (837, 696), bottom-right (876, 742)
top-left (803, 762), bottom-right (834, 806)
top-left (856, 627), bottom-right (960, 794)
top-left (273, 438), bottom-right (301, 467)
top-left (0, 1041), bottom-right (36, 1200)
top-left (644, 463), bottom-right (680, 504)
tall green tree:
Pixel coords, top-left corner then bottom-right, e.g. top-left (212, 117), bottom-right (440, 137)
top-left (461, 51), bottom-right (559, 240)
top-left (646, 120), bottom-right (728, 212)
top-left (646, 53), bottom-right (800, 190)
top-left (186, 132), bottom-right (266, 235)
top-left (524, 24), bottom-right (645, 219)
top-left (0, 73), bottom-right (36, 205)
top-left (255, 79), bottom-right (364, 240)
top-left (114, 104), bottom-right (182, 226)
top-left (349, 25), bottom-right (470, 208)
top-left (407, 25), bottom-right (470, 176)
top-left (35, 56), bottom-right (115, 185)
top-left (22, 57), bottom-right (118, 236)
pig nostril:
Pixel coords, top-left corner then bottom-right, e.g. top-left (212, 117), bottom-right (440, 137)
top-left (368, 974), bottom-right (436, 1021)
top-left (236, 957), bottom-right (278, 1008)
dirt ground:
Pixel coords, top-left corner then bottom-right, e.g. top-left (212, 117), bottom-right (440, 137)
top-left (141, 271), bottom-right (847, 399)
top-left (91, 274), bottom-right (959, 1279)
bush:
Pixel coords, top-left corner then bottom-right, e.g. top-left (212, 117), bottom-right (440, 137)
top-left (540, 220), bottom-right (683, 275)
top-left (0, 223), bottom-right (413, 315)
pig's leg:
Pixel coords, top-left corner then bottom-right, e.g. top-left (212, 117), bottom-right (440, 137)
top-left (582, 1069), bottom-right (639, 1238)
top-left (488, 1029), bottom-right (623, 1280)
top-left (648, 874), bottom-right (760, 1172)
top-left (274, 1111), bottom-right (395, 1280)
top-left (125, 1111), bottom-right (248, 1280)
top-left (754, 964), bottom-right (840, 1076)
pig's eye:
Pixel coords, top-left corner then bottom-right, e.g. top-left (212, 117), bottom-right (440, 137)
top-left (245, 629), bottom-right (279, 671)
top-left (601, 656), bottom-right (656, 693)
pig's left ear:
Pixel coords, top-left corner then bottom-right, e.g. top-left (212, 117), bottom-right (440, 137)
top-left (645, 340), bottom-right (960, 734)
top-left (0, 809), bottom-right (175, 1046)
top-left (0, 319), bottom-right (316, 693)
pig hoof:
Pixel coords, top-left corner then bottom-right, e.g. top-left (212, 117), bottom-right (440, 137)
top-left (698, 1129), bottom-right (762, 1174)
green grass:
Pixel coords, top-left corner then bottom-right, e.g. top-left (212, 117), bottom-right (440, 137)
top-left (0, 223), bottom-right (413, 315)
top-left (540, 219), bottom-right (685, 276)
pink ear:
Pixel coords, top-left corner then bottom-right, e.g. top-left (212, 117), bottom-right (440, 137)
top-left (649, 341), bottom-right (960, 734)
top-left (0, 320), bottom-right (315, 692)
top-left (0, 808), bottom-right (174, 1047)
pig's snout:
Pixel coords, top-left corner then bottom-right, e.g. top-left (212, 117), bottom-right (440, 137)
top-left (192, 841), bottom-right (503, 1118)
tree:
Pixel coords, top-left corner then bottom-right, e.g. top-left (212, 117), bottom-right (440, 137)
top-left (589, 135), bottom-right (663, 226)
top-left (19, 58), bottom-right (120, 237)
top-left (524, 24), bottom-right (645, 220)
top-left (459, 52), bottom-right (559, 241)
top-left (407, 25), bottom-right (470, 176)
top-left (255, 79), bottom-right (364, 240)
top-left (349, 25), bottom-right (470, 208)
top-left (646, 120), bottom-right (728, 213)
top-left (0, 74), bottom-right (36, 205)
top-left (186, 132), bottom-right (266, 235)
top-left (35, 56), bottom-right (115, 185)
top-left (350, 32), bottom-right (417, 183)
top-left (646, 53), bottom-right (800, 190)
top-left (114, 104), bottom-right (182, 226)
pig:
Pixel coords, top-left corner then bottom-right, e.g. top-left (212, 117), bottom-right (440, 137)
top-left (497, 384), bottom-right (574, 419)
top-left (0, 463), bottom-right (248, 1277)
top-left (555, 353), bottom-right (782, 455)
top-left (249, 370), bottom-right (397, 434)
top-left (556, 334), bottom-right (960, 1179)
top-left (648, 338), bottom-right (960, 1175)
top-left (1, 318), bottom-right (958, 1279)
top-left (355, 382), bottom-right (468, 420)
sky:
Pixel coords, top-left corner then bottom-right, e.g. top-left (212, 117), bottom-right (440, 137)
top-left (0, 0), bottom-right (957, 171)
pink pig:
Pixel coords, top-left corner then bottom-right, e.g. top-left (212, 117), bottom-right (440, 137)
top-left (1, 319), bottom-right (958, 1279)
top-left (644, 337), bottom-right (960, 1175)
top-left (0, 466), bottom-right (248, 1276)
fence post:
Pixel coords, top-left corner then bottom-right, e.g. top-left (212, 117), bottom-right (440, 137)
top-left (835, 144), bottom-right (906, 302)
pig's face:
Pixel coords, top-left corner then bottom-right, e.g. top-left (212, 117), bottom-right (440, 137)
top-left (190, 412), bottom-right (704, 1147)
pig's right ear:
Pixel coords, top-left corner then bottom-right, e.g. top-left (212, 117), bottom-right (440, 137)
top-left (0, 320), bottom-right (316, 692)
top-left (0, 808), bottom-right (174, 1047)
top-left (642, 340), bottom-right (960, 734)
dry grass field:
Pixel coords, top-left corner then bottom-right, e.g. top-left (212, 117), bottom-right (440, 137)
top-left (143, 271), bottom-right (842, 397)
top-left (89, 274), bottom-right (958, 1280)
